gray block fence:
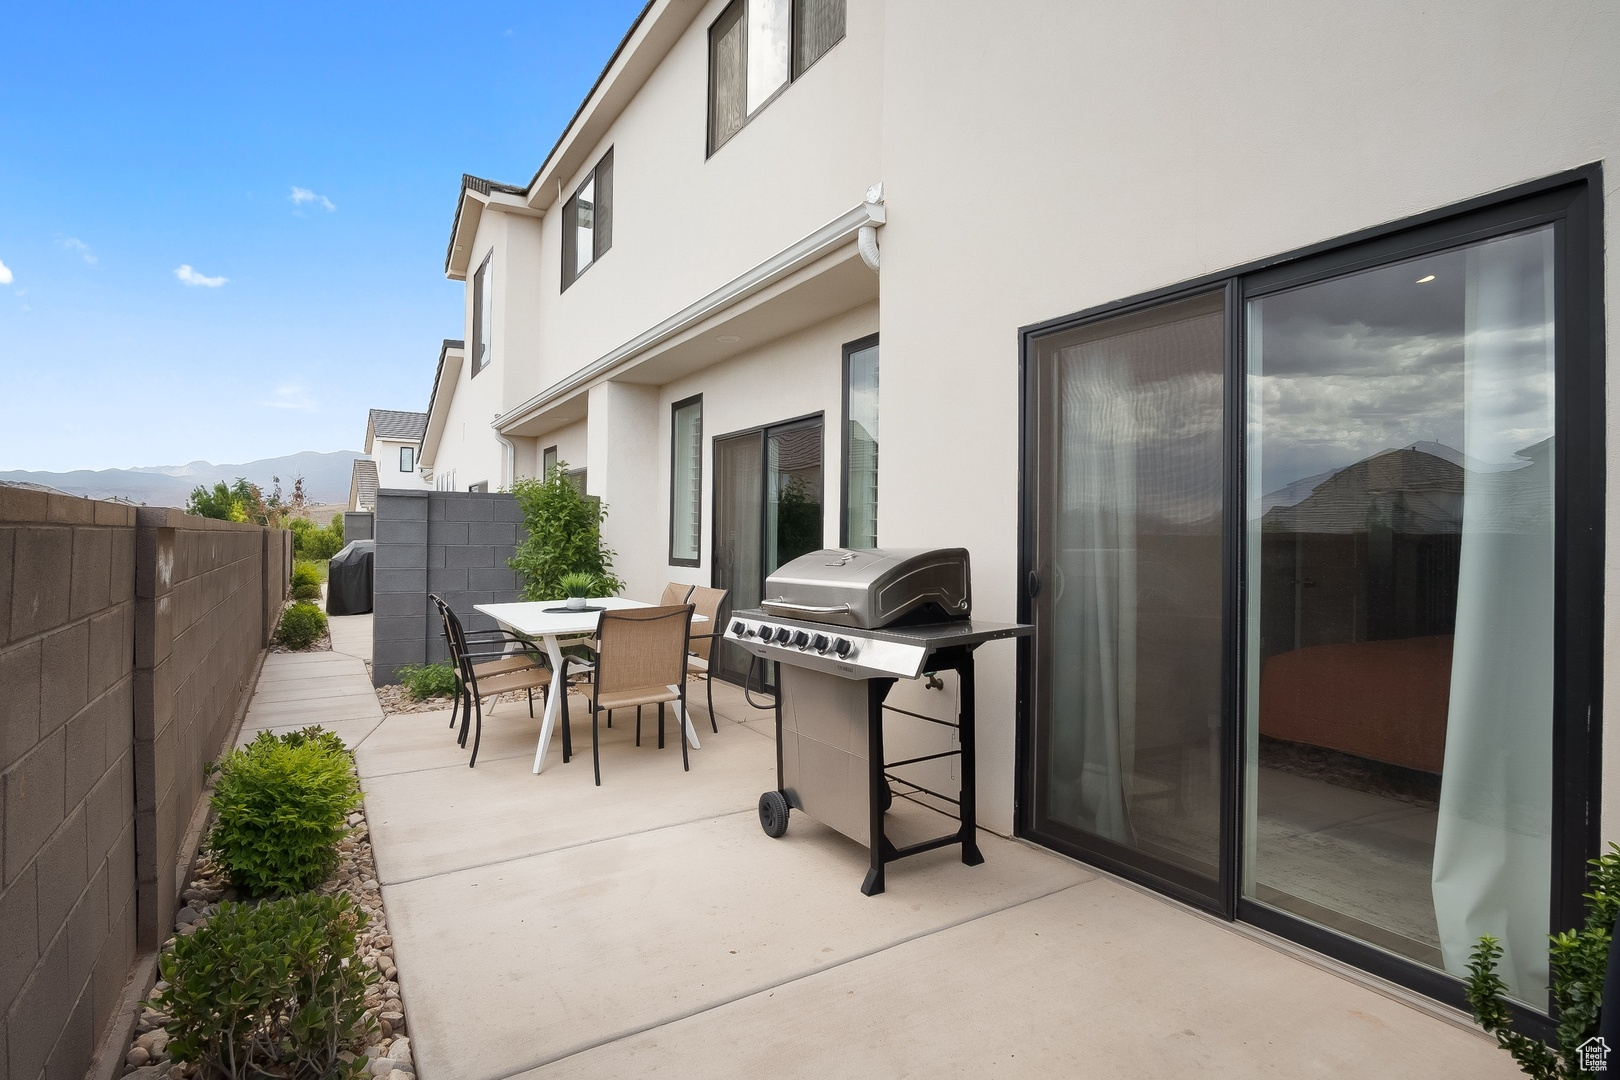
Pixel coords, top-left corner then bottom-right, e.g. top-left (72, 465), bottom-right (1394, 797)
top-left (342, 511), bottom-right (374, 542)
top-left (372, 490), bottom-right (526, 686)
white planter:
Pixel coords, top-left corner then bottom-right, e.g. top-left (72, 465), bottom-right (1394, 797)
top-left (565, 596), bottom-right (587, 611)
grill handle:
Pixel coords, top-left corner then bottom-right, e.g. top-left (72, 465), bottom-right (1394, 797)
top-left (760, 598), bottom-right (852, 616)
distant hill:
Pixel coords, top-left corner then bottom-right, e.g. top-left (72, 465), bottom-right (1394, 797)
top-left (0, 450), bottom-right (364, 508)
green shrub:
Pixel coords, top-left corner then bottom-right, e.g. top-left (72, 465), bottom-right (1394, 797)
top-left (208, 729), bottom-right (359, 895)
top-left (397, 662), bottom-right (459, 700)
top-left (154, 892), bottom-right (375, 1080)
top-left (1467, 843), bottom-right (1620, 1078)
top-left (509, 461), bottom-right (624, 601)
top-left (276, 602), bottom-right (327, 650)
top-left (292, 583), bottom-right (321, 601)
top-left (291, 560), bottom-right (322, 589)
top-left (291, 516), bottom-right (345, 560)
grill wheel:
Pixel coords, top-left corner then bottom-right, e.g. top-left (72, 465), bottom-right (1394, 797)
top-left (758, 790), bottom-right (790, 838)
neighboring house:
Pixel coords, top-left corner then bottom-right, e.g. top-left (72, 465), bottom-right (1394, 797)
top-left (415, 0), bottom-right (1618, 1023)
top-left (353, 409), bottom-right (432, 510)
top-left (347, 458), bottom-right (379, 513)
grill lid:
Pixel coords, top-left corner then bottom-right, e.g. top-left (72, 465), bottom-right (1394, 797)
top-left (761, 547), bottom-right (971, 629)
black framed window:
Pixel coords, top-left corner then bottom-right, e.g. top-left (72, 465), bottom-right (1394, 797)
top-left (467, 481), bottom-right (488, 494)
top-left (471, 252), bottom-right (492, 376)
top-left (840, 334), bottom-right (878, 548)
top-left (399, 446), bottom-right (414, 473)
top-left (670, 395), bottom-right (703, 566)
top-left (707, 0), bottom-right (845, 154)
top-left (1018, 167), bottom-right (1603, 1019)
top-left (542, 445), bottom-right (559, 479)
top-left (561, 148), bottom-right (613, 291)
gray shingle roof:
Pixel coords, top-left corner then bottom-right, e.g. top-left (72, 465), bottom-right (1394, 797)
top-left (351, 459), bottom-right (379, 510)
top-left (369, 409), bottom-right (429, 442)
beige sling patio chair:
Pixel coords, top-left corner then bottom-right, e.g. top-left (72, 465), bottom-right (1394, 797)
top-left (612, 582), bottom-right (696, 732)
top-left (559, 604), bottom-right (695, 785)
top-left (683, 586), bottom-right (729, 732)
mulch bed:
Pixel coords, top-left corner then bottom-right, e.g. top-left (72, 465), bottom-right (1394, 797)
top-left (121, 772), bottom-right (415, 1078)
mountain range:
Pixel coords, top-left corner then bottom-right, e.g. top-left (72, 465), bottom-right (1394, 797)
top-left (0, 450), bottom-right (364, 507)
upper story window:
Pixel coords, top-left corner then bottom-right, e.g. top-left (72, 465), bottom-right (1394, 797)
top-left (708, 0), bottom-right (845, 154)
top-left (471, 252), bottom-right (492, 376)
top-left (562, 148), bottom-right (614, 291)
top-left (399, 445), bottom-right (415, 473)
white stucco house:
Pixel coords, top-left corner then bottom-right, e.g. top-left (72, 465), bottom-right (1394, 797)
top-left (351, 408), bottom-right (432, 510)
top-left (413, 0), bottom-right (1618, 1027)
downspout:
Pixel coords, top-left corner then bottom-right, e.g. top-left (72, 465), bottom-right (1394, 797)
top-left (858, 181), bottom-right (885, 272)
top-left (495, 432), bottom-right (516, 490)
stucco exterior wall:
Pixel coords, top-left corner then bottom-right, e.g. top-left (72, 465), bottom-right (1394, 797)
top-left (373, 437), bottom-right (431, 491)
top-left (873, 0), bottom-right (1620, 837)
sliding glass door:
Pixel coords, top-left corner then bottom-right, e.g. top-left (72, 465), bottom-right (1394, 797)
top-left (1028, 290), bottom-right (1230, 907)
top-left (1021, 172), bottom-right (1600, 1011)
top-left (1244, 227), bottom-right (1557, 1007)
top-left (712, 415), bottom-right (824, 686)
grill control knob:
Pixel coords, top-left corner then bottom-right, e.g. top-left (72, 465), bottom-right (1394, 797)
top-left (811, 634), bottom-right (830, 653)
top-left (730, 621), bottom-right (746, 636)
top-left (757, 624), bottom-right (774, 641)
top-left (774, 627), bottom-right (793, 644)
top-left (791, 630), bottom-right (809, 648)
top-left (833, 638), bottom-right (853, 658)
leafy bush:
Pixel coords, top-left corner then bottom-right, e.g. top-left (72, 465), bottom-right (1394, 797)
top-left (290, 516), bottom-right (345, 560)
top-left (292, 583), bottom-right (322, 601)
top-left (1467, 842), bottom-right (1620, 1077)
top-left (154, 892), bottom-right (375, 1080)
top-left (207, 728), bottom-right (360, 895)
top-left (291, 561), bottom-right (322, 589)
top-left (397, 662), bottom-right (459, 700)
top-left (509, 461), bottom-right (624, 601)
top-left (276, 603), bottom-right (328, 650)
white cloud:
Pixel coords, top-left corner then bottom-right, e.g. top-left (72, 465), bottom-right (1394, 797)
top-left (174, 264), bottom-right (227, 288)
top-left (290, 186), bottom-right (336, 212)
top-left (0, 259), bottom-right (12, 285)
top-left (263, 384), bottom-right (317, 411)
top-left (60, 237), bottom-right (97, 265)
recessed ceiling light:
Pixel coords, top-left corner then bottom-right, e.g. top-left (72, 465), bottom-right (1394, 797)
top-left (717, 334), bottom-right (740, 343)
top-left (1416, 274), bottom-right (1436, 284)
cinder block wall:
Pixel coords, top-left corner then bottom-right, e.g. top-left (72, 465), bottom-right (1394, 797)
top-left (1, 490), bottom-right (136, 1080)
top-left (343, 511), bottom-right (374, 541)
top-left (372, 490), bottom-right (525, 686)
top-left (133, 508), bottom-right (285, 956)
top-left (0, 489), bottom-right (288, 1080)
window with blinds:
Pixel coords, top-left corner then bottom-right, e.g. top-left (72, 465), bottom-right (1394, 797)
top-left (669, 395), bottom-right (703, 565)
top-left (708, 0), bottom-right (845, 155)
top-left (561, 148), bottom-right (613, 291)
top-left (471, 253), bottom-right (492, 375)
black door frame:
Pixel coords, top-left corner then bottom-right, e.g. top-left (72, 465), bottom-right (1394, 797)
top-left (1015, 163), bottom-right (1604, 1020)
top-left (710, 410), bottom-right (825, 688)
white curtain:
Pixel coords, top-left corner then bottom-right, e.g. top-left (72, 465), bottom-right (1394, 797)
top-left (1432, 227), bottom-right (1556, 1006)
top-left (1048, 355), bottom-right (1138, 845)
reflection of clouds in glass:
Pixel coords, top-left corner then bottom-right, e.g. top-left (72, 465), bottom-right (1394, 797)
top-left (1251, 227), bottom-right (1553, 496)
top-left (746, 0), bottom-right (792, 111)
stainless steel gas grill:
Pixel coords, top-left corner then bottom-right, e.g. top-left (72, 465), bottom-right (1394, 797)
top-left (725, 547), bottom-right (1030, 894)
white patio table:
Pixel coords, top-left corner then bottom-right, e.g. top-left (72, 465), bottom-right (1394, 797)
top-left (475, 597), bottom-right (707, 774)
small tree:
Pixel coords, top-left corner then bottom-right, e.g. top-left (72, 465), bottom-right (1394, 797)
top-left (1467, 843), bottom-right (1620, 1078)
top-left (508, 460), bottom-right (624, 601)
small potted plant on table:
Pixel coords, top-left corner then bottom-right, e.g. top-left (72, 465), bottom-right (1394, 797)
top-left (560, 571), bottom-right (599, 611)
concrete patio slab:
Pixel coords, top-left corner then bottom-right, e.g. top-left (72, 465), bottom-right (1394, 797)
top-left (236, 714), bottom-right (385, 750)
top-left (525, 874), bottom-right (1517, 1080)
top-left (225, 614), bottom-right (1512, 1080)
top-left (361, 699), bottom-right (779, 883)
top-left (383, 811), bottom-right (1092, 1080)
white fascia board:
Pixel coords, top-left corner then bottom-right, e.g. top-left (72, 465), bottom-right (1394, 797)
top-left (446, 191), bottom-right (545, 281)
top-left (419, 347), bottom-right (466, 466)
top-left (495, 199), bottom-right (883, 434)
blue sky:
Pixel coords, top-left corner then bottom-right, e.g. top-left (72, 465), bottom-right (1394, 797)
top-left (0, 1), bottom-right (646, 472)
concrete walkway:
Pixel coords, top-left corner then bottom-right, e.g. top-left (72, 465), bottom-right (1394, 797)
top-left (237, 613), bottom-right (1520, 1080)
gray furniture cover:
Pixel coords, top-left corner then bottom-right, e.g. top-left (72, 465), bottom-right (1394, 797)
top-left (326, 540), bottom-right (374, 616)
